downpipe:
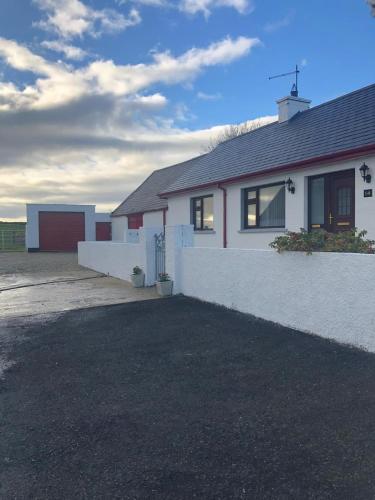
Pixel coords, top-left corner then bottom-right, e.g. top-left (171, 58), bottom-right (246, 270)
top-left (218, 184), bottom-right (227, 248)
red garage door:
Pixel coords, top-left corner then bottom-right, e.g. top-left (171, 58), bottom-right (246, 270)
top-left (39, 212), bottom-right (85, 252)
top-left (96, 222), bottom-right (111, 241)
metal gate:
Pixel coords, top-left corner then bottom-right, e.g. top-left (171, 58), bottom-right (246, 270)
top-left (154, 232), bottom-right (165, 281)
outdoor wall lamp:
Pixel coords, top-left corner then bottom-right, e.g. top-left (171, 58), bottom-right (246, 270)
top-left (285, 177), bottom-right (296, 194)
top-left (359, 162), bottom-right (371, 183)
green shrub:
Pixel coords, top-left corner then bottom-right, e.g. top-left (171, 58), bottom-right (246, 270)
top-left (158, 272), bottom-right (170, 282)
top-left (269, 229), bottom-right (375, 255)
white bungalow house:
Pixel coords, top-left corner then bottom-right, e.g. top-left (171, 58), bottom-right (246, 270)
top-left (113, 83), bottom-right (375, 249)
top-left (80, 83), bottom-right (375, 352)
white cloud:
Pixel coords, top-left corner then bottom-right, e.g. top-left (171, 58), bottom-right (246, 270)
top-left (33, 0), bottom-right (141, 39)
top-left (117, 0), bottom-right (167, 5)
top-left (0, 35), bottom-right (263, 220)
top-left (0, 36), bottom-right (258, 109)
top-left (41, 40), bottom-right (87, 60)
top-left (120, 0), bottom-right (252, 16)
top-left (180, 0), bottom-right (250, 16)
top-left (86, 36), bottom-right (258, 97)
top-left (264, 10), bottom-right (295, 33)
top-left (0, 38), bottom-right (59, 76)
top-left (0, 110), bottom-right (275, 220)
top-left (197, 91), bottom-right (222, 100)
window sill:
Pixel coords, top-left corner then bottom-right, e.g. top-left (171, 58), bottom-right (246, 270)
top-left (238, 228), bottom-right (286, 234)
top-left (194, 230), bottom-right (216, 234)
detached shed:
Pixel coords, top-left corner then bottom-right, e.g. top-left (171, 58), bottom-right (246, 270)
top-left (26, 204), bottom-right (111, 252)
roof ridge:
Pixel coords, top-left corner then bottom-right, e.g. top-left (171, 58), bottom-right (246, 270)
top-left (209, 83), bottom-right (375, 148)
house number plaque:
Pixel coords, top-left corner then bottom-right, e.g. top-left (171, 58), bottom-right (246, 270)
top-left (364, 189), bottom-right (373, 198)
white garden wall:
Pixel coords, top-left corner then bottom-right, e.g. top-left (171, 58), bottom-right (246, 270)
top-left (79, 226), bottom-right (163, 285)
top-left (178, 246), bottom-right (375, 352)
top-left (78, 241), bottom-right (143, 282)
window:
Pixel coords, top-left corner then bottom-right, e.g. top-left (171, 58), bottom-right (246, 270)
top-left (128, 213), bottom-right (143, 230)
top-left (191, 195), bottom-right (214, 231)
top-left (243, 183), bottom-right (285, 229)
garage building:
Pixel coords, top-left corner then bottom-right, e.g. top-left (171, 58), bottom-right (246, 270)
top-left (26, 204), bottom-right (111, 252)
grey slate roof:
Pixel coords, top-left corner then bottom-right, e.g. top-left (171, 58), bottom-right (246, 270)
top-left (112, 156), bottom-right (203, 216)
top-left (162, 84), bottom-right (375, 195)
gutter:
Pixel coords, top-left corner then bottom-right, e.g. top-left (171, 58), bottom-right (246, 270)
top-left (111, 207), bottom-right (168, 218)
top-left (218, 184), bottom-right (227, 248)
top-left (159, 143), bottom-right (375, 198)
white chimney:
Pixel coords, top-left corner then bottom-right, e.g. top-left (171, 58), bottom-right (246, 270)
top-left (277, 94), bottom-right (311, 123)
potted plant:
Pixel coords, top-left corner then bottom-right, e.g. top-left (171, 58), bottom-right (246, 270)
top-left (131, 266), bottom-right (145, 288)
top-left (156, 272), bottom-right (173, 296)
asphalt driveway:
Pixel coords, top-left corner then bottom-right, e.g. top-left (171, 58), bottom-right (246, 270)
top-left (0, 253), bottom-right (158, 318)
top-left (1, 297), bottom-right (375, 499)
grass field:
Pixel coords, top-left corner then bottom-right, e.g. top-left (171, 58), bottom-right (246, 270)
top-left (0, 222), bottom-right (26, 252)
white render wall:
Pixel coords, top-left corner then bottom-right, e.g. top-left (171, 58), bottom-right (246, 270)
top-left (26, 204), bottom-right (96, 250)
top-left (143, 210), bottom-right (164, 227)
top-left (111, 211), bottom-right (165, 242)
top-left (79, 226), bottom-right (163, 285)
top-left (111, 216), bottom-right (127, 241)
top-left (167, 187), bottom-right (223, 248)
top-left (78, 241), bottom-right (143, 282)
top-left (166, 154), bottom-right (375, 250)
top-left (178, 246), bottom-right (375, 353)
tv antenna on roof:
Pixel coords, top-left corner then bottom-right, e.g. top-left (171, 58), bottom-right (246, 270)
top-left (269, 64), bottom-right (300, 97)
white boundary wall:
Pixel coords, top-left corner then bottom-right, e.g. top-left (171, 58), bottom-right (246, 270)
top-left (78, 241), bottom-right (143, 282)
top-left (170, 240), bottom-right (375, 352)
top-left (78, 226), bottom-right (163, 286)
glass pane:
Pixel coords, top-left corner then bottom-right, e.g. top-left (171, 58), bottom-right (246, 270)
top-left (247, 203), bottom-right (256, 226)
top-left (259, 185), bottom-right (285, 227)
top-left (310, 177), bottom-right (325, 225)
top-left (337, 187), bottom-right (351, 216)
top-left (195, 199), bottom-right (201, 208)
top-left (203, 197), bottom-right (213, 230)
top-left (247, 190), bottom-right (256, 201)
top-left (194, 209), bottom-right (202, 230)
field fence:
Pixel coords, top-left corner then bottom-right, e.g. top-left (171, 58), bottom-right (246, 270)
top-left (0, 229), bottom-right (26, 251)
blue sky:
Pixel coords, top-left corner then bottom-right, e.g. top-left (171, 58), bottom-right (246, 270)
top-left (0, 0), bottom-right (374, 219)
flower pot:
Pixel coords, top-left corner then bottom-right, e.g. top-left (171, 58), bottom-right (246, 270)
top-left (156, 280), bottom-right (173, 297)
top-left (131, 273), bottom-right (144, 288)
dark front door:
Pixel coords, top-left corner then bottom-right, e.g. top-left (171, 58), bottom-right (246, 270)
top-left (330, 171), bottom-right (355, 232)
top-left (309, 169), bottom-right (355, 233)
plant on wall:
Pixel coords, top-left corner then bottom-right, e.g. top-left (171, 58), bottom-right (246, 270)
top-left (270, 229), bottom-right (375, 255)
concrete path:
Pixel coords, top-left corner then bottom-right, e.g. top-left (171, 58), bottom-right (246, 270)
top-left (0, 252), bottom-right (158, 318)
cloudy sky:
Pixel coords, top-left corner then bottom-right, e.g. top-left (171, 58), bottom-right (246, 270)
top-left (0, 0), bottom-right (374, 220)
